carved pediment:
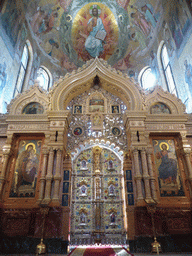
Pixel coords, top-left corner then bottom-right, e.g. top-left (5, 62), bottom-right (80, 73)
top-left (143, 86), bottom-right (186, 115)
top-left (7, 84), bottom-right (49, 115)
top-left (50, 58), bottom-right (143, 112)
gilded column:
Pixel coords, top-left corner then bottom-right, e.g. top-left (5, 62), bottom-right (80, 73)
top-left (52, 148), bottom-right (63, 202)
top-left (43, 148), bottom-right (54, 203)
top-left (0, 147), bottom-right (11, 195)
top-left (141, 149), bottom-right (153, 203)
top-left (147, 148), bottom-right (158, 202)
top-left (133, 149), bottom-right (144, 201)
top-left (38, 147), bottom-right (49, 202)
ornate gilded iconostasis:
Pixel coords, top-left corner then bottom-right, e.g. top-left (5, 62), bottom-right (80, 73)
top-left (0, 59), bottom-right (192, 252)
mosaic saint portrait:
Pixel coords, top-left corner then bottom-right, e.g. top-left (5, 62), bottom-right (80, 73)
top-left (153, 139), bottom-right (185, 197)
top-left (112, 105), bottom-right (120, 114)
top-left (73, 105), bottom-right (82, 114)
top-left (62, 194), bottom-right (68, 206)
top-left (126, 170), bottom-right (132, 180)
top-left (10, 139), bottom-right (42, 197)
top-left (73, 127), bottom-right (83, 136)
top-left (150, 102), bottom-right (171, 114)
top-left (64, 170), bottom-right (70, 181)
top-left (22, 102), bottom-right (44, 114)
top-left (63, 182), bottom-right (69, 193)
top-left (112, 127), bottom-right (121, 136)
top-left (128, 194), bottom-right (134, 205)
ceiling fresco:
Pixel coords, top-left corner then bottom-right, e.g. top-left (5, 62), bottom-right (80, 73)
top-left (27, 0), bottom-right (164, 72)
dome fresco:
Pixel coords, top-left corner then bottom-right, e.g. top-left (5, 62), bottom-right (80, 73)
top-left (27, 0), bottom-right (164, 72)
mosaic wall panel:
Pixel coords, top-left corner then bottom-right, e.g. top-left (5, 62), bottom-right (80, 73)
top-left (152, 139), bottom-right (185, 197)
top-left (74, 203), bottom-right (92, 230)
top-left (103, 177), bottom-right (120, 200)
top-left (9, 139), bottom-right (42, 198)
top-left (75, 177), bottom-right (92, 201)
top-left (102, 148), bottom-right (121, 175)
top-left (104, 203), bottom-right (123, 231)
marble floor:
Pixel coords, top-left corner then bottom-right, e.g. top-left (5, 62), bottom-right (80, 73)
top-left (1, 253), bottom-right (192, 256)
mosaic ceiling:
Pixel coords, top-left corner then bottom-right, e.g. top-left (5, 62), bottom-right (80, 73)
top-left (27, 0), bottom-right (164, 73)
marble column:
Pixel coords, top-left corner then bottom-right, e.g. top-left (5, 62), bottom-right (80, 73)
top-left (147, 148), bottom-right (158, 202)
top-left (133, 149), bottom-right (144, 201)
top-left (183, 146), bottom-right (192, 184)
top-left (44, 148), bottom-right (54, 203)
top-left (0, 150), bottom-right (10, 195)
top-left (38, 148), bottom-right (49, 201)
top-left (141, 149), bottom-right (153, 203)
top-left (52, 149), bottom-right (62, 201)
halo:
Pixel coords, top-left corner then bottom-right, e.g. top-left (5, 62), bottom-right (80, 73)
top-left (66, 14), bottom-right (72, 22)
top-left (159, 142), bottom-right (169, 150)
top-left (37, 140), bottom-right (42, 147)
top-left (89, 4), bottom-right (101, 16)
top-left (25, 143), bottom-right (36, 153)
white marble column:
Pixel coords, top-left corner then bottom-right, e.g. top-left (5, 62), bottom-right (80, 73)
top-left (0, 149), bottom-right (10, 195)
top-left (38, 148), bottom-right (49, 201)
top-left (147, 148), bottom-right (158, 202)
top-left (133, 149), bottom-right (144, 201)
top-left (141, 149), bottom-right (153, 203)
top-left (183, 146), bottom-right (192, 184)
top-left (43, 148), bottom-right (54, 203)
top-left (52, 149), bottom-right (63, 201)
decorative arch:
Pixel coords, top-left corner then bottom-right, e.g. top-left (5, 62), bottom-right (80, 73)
top-left (7, 83), bottom-right (49, 115)
top-left (50, 58), bottom-right (143, 112)
top-left (144, 86), bottom-right (186, 115)
top-left (71, 139), bottom-right (124, 162)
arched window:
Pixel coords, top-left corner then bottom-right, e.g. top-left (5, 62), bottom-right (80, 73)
top-left (139, 66), bottom-right (156, 90)
top-left (14, 43), bottom-right (30, 97)
top-left (160, 44), bottom-right (178, 96)
top-left (36, 66), bottom-right (51, 90)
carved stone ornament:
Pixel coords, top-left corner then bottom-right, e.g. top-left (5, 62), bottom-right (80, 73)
top-left (143, 86), bottom-right (186, 115)
top-left (7, 84), bottom-right (49, 115)
top-left (50, 57), bottom-right (143, 111)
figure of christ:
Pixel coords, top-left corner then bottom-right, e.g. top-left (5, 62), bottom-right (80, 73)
top-left (80, 6), bottom-right (106, 58)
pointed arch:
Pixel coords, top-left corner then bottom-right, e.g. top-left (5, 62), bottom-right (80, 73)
top-left (50, 58), bottom-right (143, 112)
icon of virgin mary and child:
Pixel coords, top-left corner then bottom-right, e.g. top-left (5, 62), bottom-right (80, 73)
top-left (85, 5), bottom-right (106, 58)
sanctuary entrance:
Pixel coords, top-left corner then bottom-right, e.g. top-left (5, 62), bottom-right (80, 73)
top-left (64, 75), bottom-right (129, 247)
top-left (69, 145), bottom-right (127, 246)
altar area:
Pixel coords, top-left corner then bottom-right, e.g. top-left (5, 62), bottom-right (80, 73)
top-left (68, 245), bottom-right (133, 256)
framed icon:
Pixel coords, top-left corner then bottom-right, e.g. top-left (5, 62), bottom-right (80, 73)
top-left (112, 127), bottom-right (121, 136)
top-left (64, 170), bottom-right (70, 181)
top-left (111, 105), bottom-right (120, 114)
top-left (62, 194), bottom-right (68, 206)
top-left (73, 105), bottom-right (83, 114)
top-left (73, 126), bottom-right (83, 136)
top-left (126, 170), bottom-right (132, 180)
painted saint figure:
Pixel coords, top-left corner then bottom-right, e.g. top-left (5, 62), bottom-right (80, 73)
top-left (11, 144), bottom-right (39, 196)
top-left (156, 143), bottom-right (177, 184)
top-left (85, 5), bottom-right (106, 58)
